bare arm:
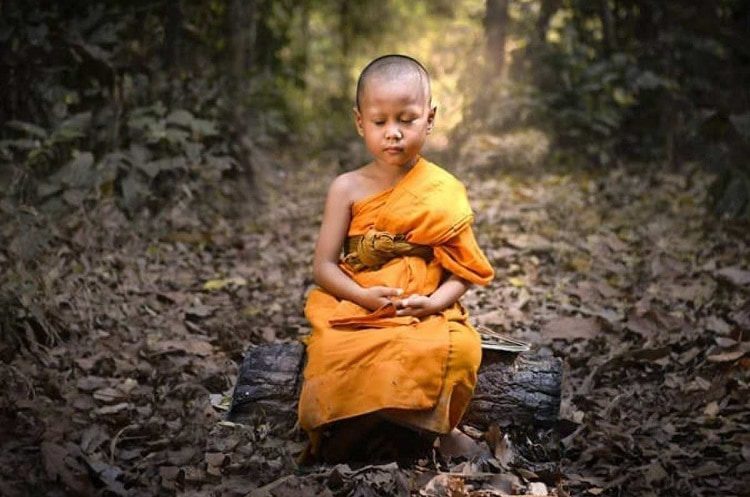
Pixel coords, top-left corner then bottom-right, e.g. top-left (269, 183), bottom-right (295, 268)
top-left (313, 175), bottom-right (402, 311)
top-left (396, 274), bottom-right (470, 317)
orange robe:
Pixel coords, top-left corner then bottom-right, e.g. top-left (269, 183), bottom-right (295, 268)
top-left (298, 157), bottom-right (494, 442)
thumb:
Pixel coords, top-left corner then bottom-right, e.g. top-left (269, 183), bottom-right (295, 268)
top-left (380, 286), bottom-right (404, 297)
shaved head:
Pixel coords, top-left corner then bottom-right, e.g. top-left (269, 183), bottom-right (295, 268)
top-left (355, 54), bottom-right (431, 110)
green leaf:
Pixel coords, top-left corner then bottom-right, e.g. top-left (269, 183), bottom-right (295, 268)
top-left (120, 171), bottom-right (150, 213)
top-left (51, 112), bottom-right (91, 143)
top-left (127, 115), bottom-right (158, 133)
top-left (0, 139), bottom-right (40, 151)
top-left (5, 120), bottom-right (48, 139)
top-left (729, 113), bottom-right (750, 143)
top-left (166, 109), bottom-right (194, 128)
top-left (714, 170), bottom-right (750, 219)
top-left (52, 151), bottom-right (96, 188)
top-left (634, 71), bottom-right (665, 90)
top-left (191, 118), bottom-right (219, 138)
top-left (165, 128), bottom-right (190, 145)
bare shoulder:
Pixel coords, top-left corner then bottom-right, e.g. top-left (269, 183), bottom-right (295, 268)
top-left (327, 166), bottom-right (371, 202)
top-left (327, 170), bottom-right (356, 201)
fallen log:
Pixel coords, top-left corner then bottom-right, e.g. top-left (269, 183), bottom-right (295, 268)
top-left (229, 341), bottom-right (306, 431)
top-left (229, 341), bottom-right (561, 430)
top-left (228, 341), bottom-right (562, 473)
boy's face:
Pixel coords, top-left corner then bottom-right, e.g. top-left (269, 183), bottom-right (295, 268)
top-left (354, 74), bottom-right (436, 169)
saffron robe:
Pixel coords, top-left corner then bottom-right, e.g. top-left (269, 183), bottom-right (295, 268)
top-left (298, 157), bottom-right (494, 440)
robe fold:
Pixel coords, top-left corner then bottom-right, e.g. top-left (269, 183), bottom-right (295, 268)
top-left (298, 157), bottom-right (494, 443)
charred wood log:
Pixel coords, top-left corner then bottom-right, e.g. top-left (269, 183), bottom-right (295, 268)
top-left (228, 342), bottom-right (562, 477)
top-left (228, 342), bottom-right (562, 434)
top-left (467, 350), bottom-right (562, 429)
top-left (228, 341), bottom-right (305, 430)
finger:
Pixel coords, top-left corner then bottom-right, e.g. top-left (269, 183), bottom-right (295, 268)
top-left (405, 297), bottom-right (423, 308)
top-left (397, 308), bottom-right (423, 317)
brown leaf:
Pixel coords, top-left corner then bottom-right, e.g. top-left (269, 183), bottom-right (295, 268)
top-left (503, 233), bottom-right (552, 252)
top-left (150, 339), bottom-right (213, 357)
top-left (542, 316), bottom-right (602, 340)
top-left (707, 348), bottom-right (748, 363)
top-left (93, 387), bottom-right (126, 404)
top-left (644, 461), bottom-right (668, 484)
top-left (437, 429), bottom-right (482, 459)
top-left (41, 442), bottom-right (96, 496)
top-left (703, 401), bottom-right (720, 417)
top-left (485, 424), bottom-right (514, 467)
top-left (714, 266), bottom-right (750, 287)
top-left (185, 304), bottom-right (215, 319)
top-left (625, 312), bottom-right (660, 339)
top-left (76, 376), bottom-right (109, 393)
top-left (528, 481), bottom-right (549, 495)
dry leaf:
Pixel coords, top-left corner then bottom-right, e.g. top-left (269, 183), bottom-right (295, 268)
top-left (542, 316), bottom-right (602, 340)
top-left (714, 266), bottom-right (750, 287)
top-left (150, 339), bottom-right (213, 356)
top-left (529, 481), bottom-right (549, 495)
top-left (203, 276), bottom-right (247, 291)
top-left (703, 401), bottom-right (720, 417)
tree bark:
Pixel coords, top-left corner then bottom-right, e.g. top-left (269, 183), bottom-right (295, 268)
top-left (599, 0), bottom-right (617, 54)
top-left (225, 0), bottom-right (257, 190)
top-left (228, 342), bottom-right (562, 475)
top-left (228, 342), bottom-right (562, 432)
top-left (226, 0), bottom-right (256, 88)
top-left (484, 0), bottom-right (510, 75)
top-left (162, 1), bottom-right (184, 71)
top-left (536, 0), bottom-right (561, 44)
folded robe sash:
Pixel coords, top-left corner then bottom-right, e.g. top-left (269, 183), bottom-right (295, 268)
top-left (298, 157), bottom-right (494, 435)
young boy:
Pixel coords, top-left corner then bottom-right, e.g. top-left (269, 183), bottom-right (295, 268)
top-left (298, 54), bottom-right (494, 462)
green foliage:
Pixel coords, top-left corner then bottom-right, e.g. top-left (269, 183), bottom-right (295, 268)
top-left (0, 1), bottom-right (250, 218)
top-left (484, 0), bottom-right (750, 218)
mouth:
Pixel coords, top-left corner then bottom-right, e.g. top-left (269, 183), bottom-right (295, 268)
top-left (384, 147), bottom-right (403, 154)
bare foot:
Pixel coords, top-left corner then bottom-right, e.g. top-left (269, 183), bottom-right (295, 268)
top-left (437, 428), bottom-right (480, 458)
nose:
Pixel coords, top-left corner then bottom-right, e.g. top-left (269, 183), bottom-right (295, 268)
top-left (385, 125), bottom-right (402, 140)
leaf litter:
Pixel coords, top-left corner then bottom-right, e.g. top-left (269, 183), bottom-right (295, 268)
top-left (0, 144), bottom-right (748, 496)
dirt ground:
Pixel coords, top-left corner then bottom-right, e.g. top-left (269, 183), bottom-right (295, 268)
top-left (1, 137), bottom-right (749, 496)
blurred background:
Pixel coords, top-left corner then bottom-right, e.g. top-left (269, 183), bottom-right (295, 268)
top-left (2, 0), bottom-right (749, 219)
top-left (1, 3), bottom-right (750, 496)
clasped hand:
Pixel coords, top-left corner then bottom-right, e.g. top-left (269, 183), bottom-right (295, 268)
top-left (359, 286), bottom-right (437, 318)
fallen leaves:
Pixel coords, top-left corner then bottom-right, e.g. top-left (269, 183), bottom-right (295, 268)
top-left (2, 140), bottom-right (749, 497)
top-left (468, 162), bottom-right (750, 496)
top-left (714, 266), bottom-right (750, 287)
top-left (203, 276), bottom-right (248, 291)
top-left (541, 317), bottom-right (603, 341)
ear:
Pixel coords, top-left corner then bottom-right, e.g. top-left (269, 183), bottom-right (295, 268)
top-left (353, 107), bottom-right (364, 137)
top-left (426, 105), bottom-right (437, 134)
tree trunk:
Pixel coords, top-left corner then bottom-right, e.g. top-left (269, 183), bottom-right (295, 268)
top-left (599, 0), bottom-right (617, 54)
top-left (226, 0), bottom-right (256, 89)
top-left (536, 0), bottom-right (561, 44)
top-left (484, 0), bottom-right (510, 75)
top-left (162, 1), bottom-right (184, 71)
top-left (225, 0), bottom-right (257, 190)
top-left (229, 342), bottom-right (562, 430)
top-left (337, 0), bottom-right (354, 105)
top-left (228, 342), bottom-right (562, 476)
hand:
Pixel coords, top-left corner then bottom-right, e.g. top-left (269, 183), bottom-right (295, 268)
top-left (359, 286), bottom-right (403, 311)
top-left (395, 294), bottom-right (437, 318)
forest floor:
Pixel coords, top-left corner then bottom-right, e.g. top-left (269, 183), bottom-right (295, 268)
top-left (1, 132), bottom-right (749, 497)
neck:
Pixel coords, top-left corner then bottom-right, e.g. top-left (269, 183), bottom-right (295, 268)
top-left (375, 155), bottom-right (420, 181)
